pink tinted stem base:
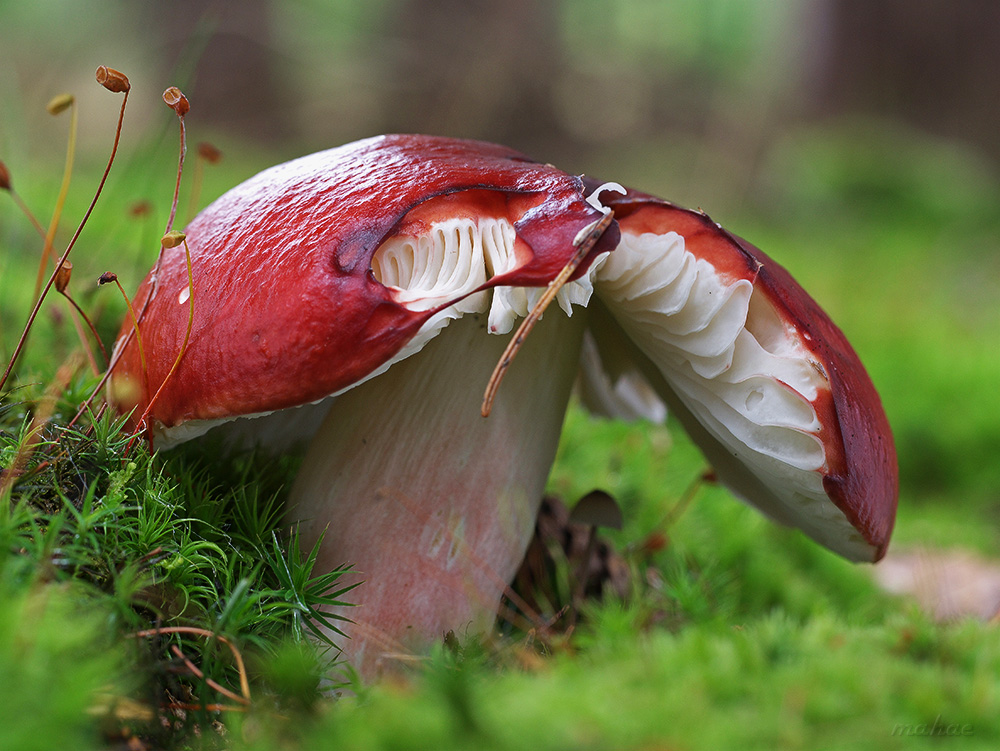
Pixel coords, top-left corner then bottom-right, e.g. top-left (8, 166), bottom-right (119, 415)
top-left (288, 309), bottom-right (584, 678)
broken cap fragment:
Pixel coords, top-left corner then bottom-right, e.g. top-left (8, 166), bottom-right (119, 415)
top-left (585, 184), bottom-right (897, 561)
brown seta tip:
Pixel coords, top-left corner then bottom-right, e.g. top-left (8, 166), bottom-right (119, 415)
top-left (197, 142), bottom-right (222, 164)
top-left (46, 94), bottom-right (75, 116)
top-left (0, 160), bottom-right (10, 191)
top-left (98, 271), bottom-right (119, 285)
top-left (95, 66), bottom-right (131, 93)
top-left (129, 200), bottom-right (152, 218)
top-left (163, 86), bottom-right (190, 117)
top-left (54, 261), bottom-right (73, 293)
top-left (161, 230), bottom-right (186, 248)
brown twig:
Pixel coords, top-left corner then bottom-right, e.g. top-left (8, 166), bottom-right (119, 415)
top-left (168, 644), bottom-right (250, 706)
top-left (481, 211), bottom-right (614, 417)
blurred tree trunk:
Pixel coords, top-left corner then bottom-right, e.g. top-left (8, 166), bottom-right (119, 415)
top-left (383, 0), bottom-right (563, 154)
top-left (145, 0), bottom-right (291, 142)
top-left (818, 0), bottom-right (1000, 161)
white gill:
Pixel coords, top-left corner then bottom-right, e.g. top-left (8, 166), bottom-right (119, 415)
top-left (591, 229), bottom-right (862, 552)
top-left (595, 229), bottom-right (828, 469)
top-left (371, 216), bottom-right (603, 338)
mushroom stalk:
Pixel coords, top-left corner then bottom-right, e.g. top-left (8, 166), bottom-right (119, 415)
top-left (288, 309), bottom-right (585, 676)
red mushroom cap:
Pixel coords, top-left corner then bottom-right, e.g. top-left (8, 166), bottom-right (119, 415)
top-left (109, 135), bottom-right (617, 434)
top-left (109, 136), bottom-right (897, 564)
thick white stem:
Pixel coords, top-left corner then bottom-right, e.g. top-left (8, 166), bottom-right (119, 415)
top-left (288, 309), bottom-right (585, 677)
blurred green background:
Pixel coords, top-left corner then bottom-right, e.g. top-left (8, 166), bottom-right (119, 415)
top-left (4, 0), bottom-right (1000, 207)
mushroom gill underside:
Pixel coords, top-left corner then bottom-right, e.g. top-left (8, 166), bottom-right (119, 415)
top-left (590, 228), bottom-right (871, 560)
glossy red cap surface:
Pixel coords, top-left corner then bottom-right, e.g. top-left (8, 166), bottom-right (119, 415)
top-left (110, 135), bottom-right (616, 428)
